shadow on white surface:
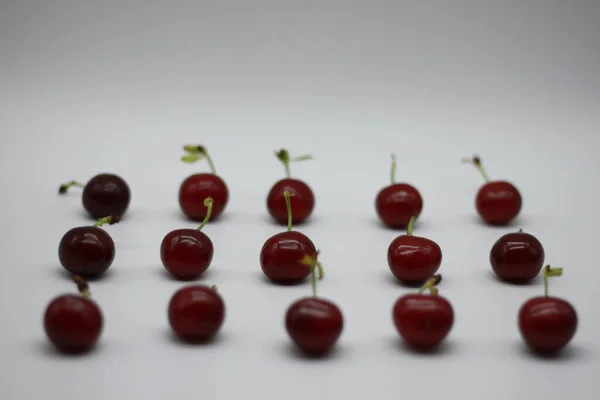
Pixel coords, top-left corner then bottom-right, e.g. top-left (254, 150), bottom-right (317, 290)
top-left (51, 265), bottom-right (119, 283)
top-left (256, 272), bottom-right (308, 287)
top-left (388, 336), bottom-right (459, 357)
top-left (162, 328), bottom-right (228, 347)
top-left (279, 341), bottom-right (348, 362)
top-left (33, 339), bottom-right (104, 359)
top-left (486, 270), bottom-right (541, 287)
top-left (512, 340), bottom-right (587, 362)
top-left (156, 265), bottom-right (218, 282)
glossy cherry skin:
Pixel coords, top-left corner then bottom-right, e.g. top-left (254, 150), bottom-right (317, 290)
top-left (392, 294), bottom-right (454, 349)
top-left (44, 295), bottom-right (103, 353)
top-left (475, 181), bottom-right (522, 225)
top-left (519, 296), bottom-right (577, 354)
top-left (168, 285), bottom-right (225, 343)
top-left (179, 174), bottom-right (229, 221)
top-left (286, 297), bottom-right (344, 355)
top-left (161, 229), bottom-right (214, 280)
top-left (375, 184), bottom-right (423, 229)
top-left (387, 235), bottom-right (442, 284)
top-left (267, 179), bottom-right (315, 225)
top-left (490, 231), bottom-right (544, 282)
top-left (260, 231), bottom-right (316, 283)
top-left (58, 227), bottom-right (115, 278)
top-left (82, 174), bottom-right (131, 218)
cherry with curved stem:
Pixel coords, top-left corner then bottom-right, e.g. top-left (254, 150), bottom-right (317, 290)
top-left (58, 215), bottom-right (120, 278)
top-left (285, 252), bottom-right (342, 356)
top-left (518, 265), bottom-right (577, 354)
top-left (489, 229), bottom-right (544, 282)
top-left (44, 275), bottom-right (103, 353)
top-left (58, 174), bottom-right (131, 218)
top-left (179, 145), bottom-right (229, 221)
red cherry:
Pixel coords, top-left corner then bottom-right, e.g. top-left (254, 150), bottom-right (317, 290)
top-left (285, 253), bottom-right (342, 355)
top-left (58, 216), bottom-right (120, 278)
top-left (387, 215), bottom-right (442, 284)
top-left (463, 156), bottom-right (522, 225)
top-left (392, 275), bottom-right (453, 350)
top-left (178, 145), bottom-right (229, 221)
top-left (375, 155), bottom-right (423, 228)
top-left (490, 230), bottom-right (544, 282)
top-left (44, 276), bottom-right (103, 353)
top-left (59, 174), bottom-right (131, 218)
top-left (260, 190), bottom-right (317, 283)
top-left (518, 266), bottom-right (577, 354)
top-left (267, 149), bottom-right (315, 225)
top-left (161, 197), bottom-right (214, 280)
top-left (168, 285), bottom-right (225, 343)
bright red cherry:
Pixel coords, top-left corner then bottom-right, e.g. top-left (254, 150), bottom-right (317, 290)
top-left (267, 149), bottom-right (315, 225)
top-left (261, 190), bottom-right (317, 283)
top-left (285, 253), bottom-right (343, 356)
top-left (44, 276), bottom-right (103, 354)
top-left (179, 145), bottom-right (229, 221)
top-left (519, 266), bottom-right (577, 354)
top-left (376, 155), bottom-right (423, 229)
top-left (168, 285), bottom-right (225, 343)
top-left (387, 215), bottom-right (442, 285)
top-left (392, 275), bottom-right (454, 350)
top-left (463, 156), bottom-right (522, 225)
top-left (490, 229), bottom-right (545, 282)
top-left (59, 174), bottom-right (131, 218)
top-left (58, 216), bottom-right (120, 278)
top-left (161, 197), bottom-right (215, 280)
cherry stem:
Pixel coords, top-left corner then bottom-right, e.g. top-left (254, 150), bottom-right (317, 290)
top-left (543, 265), bottom-right (563, 297)
top-left (299, 252), bottom-right (324, 297)
top-left (283, 190), bottom-right (294, 232)
top-left (211, 285), bottom-right (218, 292)
top-left (390, 154), bottom-right (397, 185)
top-left (182, 145), bottom-right (216, 174)
top-left (196, 197), bottom-right (214, 231)
top-left (275, 149), bottom-right (313, 178)
top-left (418, 274), bottom-right (442, 295)
top-left (58, 180), bottom-right (84, 194)
top-left (72, 275), bottom-right (90, 298)
top-left (94, 216), bottom-right (120, 227)
top-left (462, 155), bottom-right (489, 182)
top-left (406, 215), bottom-right (416, 236)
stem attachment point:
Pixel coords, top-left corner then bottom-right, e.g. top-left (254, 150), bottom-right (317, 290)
top-left (72, 275), bottom-right (90, 298)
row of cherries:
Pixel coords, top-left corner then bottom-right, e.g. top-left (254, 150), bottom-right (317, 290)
top-left (45, 146), bottom-right (577, 357)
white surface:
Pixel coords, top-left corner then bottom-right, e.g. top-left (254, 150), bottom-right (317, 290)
top-left (1, 1), bottom-right (599, 399)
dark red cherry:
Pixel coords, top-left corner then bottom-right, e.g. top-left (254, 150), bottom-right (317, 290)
top-left (518, 266), bottom-right (577, 354)
top-left (168, 285), bottom-right (225, 343)
top-left (392, 276), bottom-right (453, 349)
top-left (463, 156), bottom-right (522, 225)
top-left (58, 216), bottom-right (120, 278)
top-left (44, 276), bottom-right (103, 353)
top-left (59, 174), bottom-right (131, 218)
top-left (490, 230), bottom-right (544, 282)
top-left (387, 216), bottom-right (442, 284)
top-left (161, 197), bottom-right (215, 280)
top-left (260, 190), bottom-right (316, 283)
top-left (179, 145), bottom-right (229, 221)
top-left (267, 149), bottom-right (315, 225)
top-left (375, 155), bottom-right (423, 229)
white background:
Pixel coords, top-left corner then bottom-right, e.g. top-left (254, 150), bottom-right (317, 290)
top-left (1, 1), bottom-right (599, 399)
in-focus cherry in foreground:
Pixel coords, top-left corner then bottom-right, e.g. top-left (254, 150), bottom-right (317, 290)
top-left (463, 155), bottom-right (522, 225)
top-left (179, 145), bottom-right (229, 221)
top-left (490, 229), bottom-right (544, 282)
top-left (44, 275), bottom-right (103, 354)
top-left (260, 190), bottom-right (316, 284)
top-left (59, 174), bottom-right (131, 218)
top-left (161, 197), bottom-right (215, 280)
top-left (58, 216), bottom-right (120, 278)
top-left (267, 149), bottom-right (315, 225)
top-left (392, 275), bottom-right (454, 350)
top-left (168, 284), bottom-right (225, 343)
top-left (519, 266), bottom-right (577, 354)
top-left (388, 215), bottom-right (442, 285)
top-left (285, 252), bottom-right (343, 356)
top-left (376, 155), bottom-right (423, 229)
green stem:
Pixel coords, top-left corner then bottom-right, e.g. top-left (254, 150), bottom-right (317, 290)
top-left (462, 156), bottom-right (489, 182)
top-left (275, 149), bottom-right (312, 178)
top-left (543, 266), bottom-right (563, 297)
top-left (283, 190), bottom-right (294, 231)
top-left (406, 215), bottom-right (416, 236)
top-left (197, 197), bottom-right (214, 231)
top-left (182, 145), bottom-right (216, 174)
top-left (390, 154), bottom-right (397, 185)
top-left (72, 275), bottom-right (90, 298)
top-left (58, 180), bottom-right (85, 194)
top-left (204, 152), bottom-right (216, 175)
top-left (311, 265), bottom-right (318, 297)
top-left (94, 216), bottom-right (120, 227)
top-left (418, 274), bottom-right (442, 295)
